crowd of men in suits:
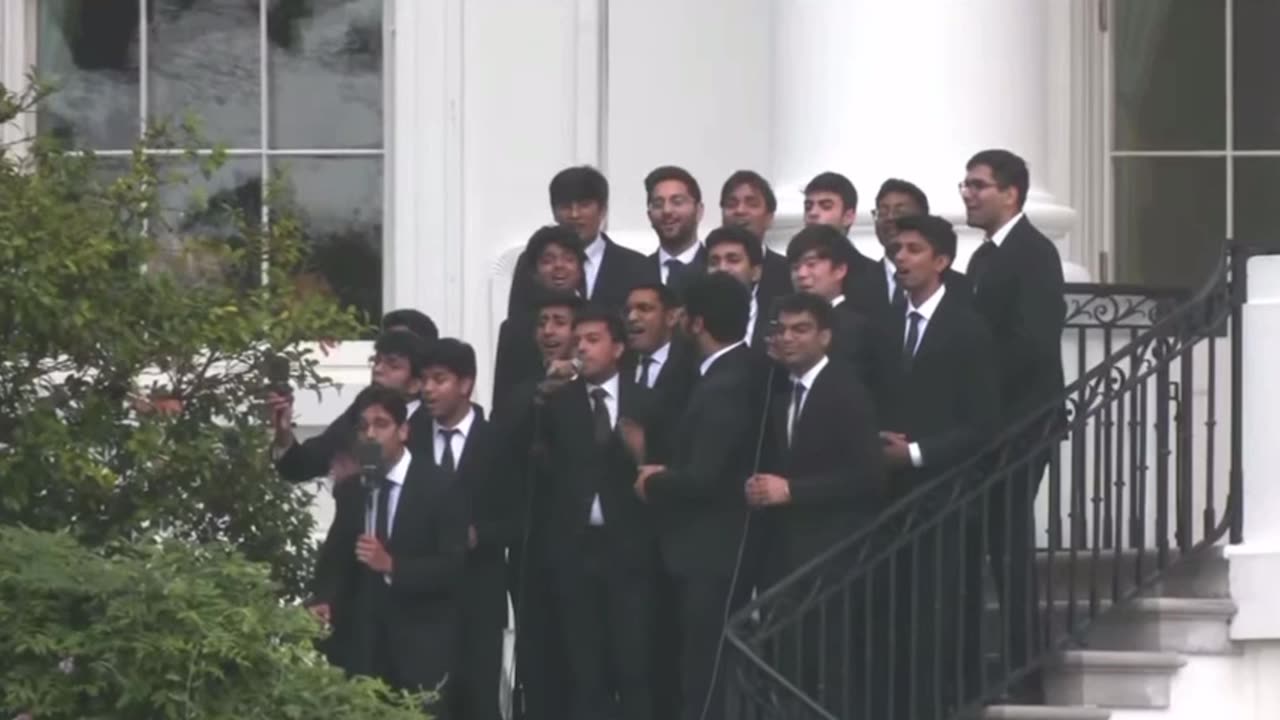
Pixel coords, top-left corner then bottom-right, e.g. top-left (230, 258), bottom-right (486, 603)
top-left (265, 147), bottom-right (1067, 720)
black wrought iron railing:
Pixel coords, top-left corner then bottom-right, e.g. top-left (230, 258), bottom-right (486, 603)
top-left (722, 245), bottom-right (1250, 720)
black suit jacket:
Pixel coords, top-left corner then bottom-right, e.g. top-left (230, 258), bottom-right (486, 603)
top-left (971, 217), bottom-right (1066, 426)
top-left (862, 259), bottom-right (973, 316)
top-left (622, 339), bottom-right (700, 465)
top-left (492, 312), bottom-right (543, 413)
top-left (420, 407), bottom-right (511, 630)
top-left (312, 457), bottom-right (467, 690)
top-left (646, 344), bottom-right (761, 577)
top-left (880, 287), bottom-right (1001, 489)
top-left (757, 249), bottom-right (791, 310)
top-left (646, 244), bottom-right (707, 291)
top-left (275, 401), bottom-right (433, 483)
top-left (828, 300), bottom-right (887, 403)
top-left (760, 359), bottom-right (884, 581)
top-left (507, 233), bottom-right (650, 315)
top-left (541, 376), bottom-right (658, 569)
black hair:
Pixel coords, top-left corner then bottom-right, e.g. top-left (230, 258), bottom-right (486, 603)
top-left (525, 224), bottom-right (586, 270)
top-left (628, 281), bottom-right (680, 309)
top-left (874, 178), bottom-right (930, 214)
top-left (682, 272), bottom-right (750, 345)
top-left (719, 169), bottom-right (777, 213)
top-left (803, 171), bottom-right (858, 212)
top-left (354, 384), bottom-right (408, 426)
top-left (773, 292), bottom-right (835, 330)
top-left (423, 337), bottom-right (477, 380)
top-left (572, 304), bottom-right (628, 344)
top-left (966, 149), bottom-right (1030, 210)
top-left (549, 165), bottom-right (609, 209)
top-left (380, 308), bottom-right (439, 341)
top-left (893, 214), bottom-right (958, 260)
top-left (705, 224), bottom-right (764, 266)
top-left (373, 330), bottom-right (430, 376)
top-left (531, 287), bottom-right (585, 314)
top-left (644, 165), bottom-right (702, 204)
top-left (785, 224), bottom-right (850, 267)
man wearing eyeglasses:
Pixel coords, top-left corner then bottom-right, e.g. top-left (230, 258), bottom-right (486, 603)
top-left (644, 165), bottom-right (706, 292)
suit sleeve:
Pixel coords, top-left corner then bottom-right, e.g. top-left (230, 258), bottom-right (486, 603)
top-left (310, 480), bottom-right (362, 604)
top-left (506, 247), bottom-right (536, 317)
top-left (915, 319), bottom-right (1001, 468)
top-left (787, 382), bottom-right (885, 503)
top-left (469, 427), bottom-right (513, 550)
top-left (274, 404), bottom-right (357, 483)
top-left (1005, 241), bottom-right (1066, 385)
top-left (390, 476), bottom-right (467, 595)
top-left (646, 384), bottom-right (753, 502)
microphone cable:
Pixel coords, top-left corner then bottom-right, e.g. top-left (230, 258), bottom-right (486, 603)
top-left (697, 356), bottom-right (779, 720)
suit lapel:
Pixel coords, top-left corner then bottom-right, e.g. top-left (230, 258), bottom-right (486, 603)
top-left (910, 290), bottom-right (957, 370)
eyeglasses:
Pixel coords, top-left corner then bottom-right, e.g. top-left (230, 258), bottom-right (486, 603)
top-left (958, 179), bottom-right (998, 194)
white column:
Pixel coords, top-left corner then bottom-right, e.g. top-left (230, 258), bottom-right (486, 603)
top-left (769, 0), bottom-right (1084, 279)
top-left (1227, 255), bottom-right (1280, 639)
top-left (0, 0), bottom-right (33, 147)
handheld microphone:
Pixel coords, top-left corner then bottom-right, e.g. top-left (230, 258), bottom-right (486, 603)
top-left (355, 440), bottom-right (385, 535)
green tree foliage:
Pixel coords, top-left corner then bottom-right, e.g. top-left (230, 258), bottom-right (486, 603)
top-left (0, 80), bottom-right (364, 597)
top-left (0, 526), bottom-right (429, 719)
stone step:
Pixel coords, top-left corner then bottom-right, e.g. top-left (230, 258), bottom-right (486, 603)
top-left (982, 597), bottom-right (1236, 655)
top-left (1017, 545), bottom-right (1229, 601)
top-left (1043, 650), bottom-right (1185, 709)
top-left (980, 705), bottom-right (1111, 720)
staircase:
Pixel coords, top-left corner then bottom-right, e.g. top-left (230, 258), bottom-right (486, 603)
top-left (722, 244), bottom-right (1252, 720)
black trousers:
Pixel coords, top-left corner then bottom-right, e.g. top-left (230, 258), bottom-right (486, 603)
top-left (656, 569), bottom-right (747, 720)
top-left (554, 527), bottom-right (656, 720)
top-left (452, 574), bottom-right (505, 720)
top-left (511, 565), bottom-right (570, 720)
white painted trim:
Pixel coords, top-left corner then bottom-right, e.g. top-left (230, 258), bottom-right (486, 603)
top-left (573, 0), bottom-right (602, 166)
top-left (1069, 0), bottom-right (1110, 281)
top-left (0, 0), bottom-right (33, 146)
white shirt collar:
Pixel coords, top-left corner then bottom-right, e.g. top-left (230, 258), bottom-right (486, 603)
top-left (584, 234), bottom-right (606, 264)
top-left (433, 405), bottom-right (476, 443)
top-left (745, 293), bottom-right (759, 346)
top-left (406, 398), bottom-right (421, 418)
top-left (699, 340), bottom-right (744, 376)
top-left (586, 372), bottom-right (621, 400)
top-left (988, 212), bottom-right (1024, 247)
top-left (791, 354), bottom-right (830, 389)
top-left (830, 294), bottom-right (847, 308)
top-left (646, 341), bottom-right (671, 364)
top-left (386, 447), bottom-right (412, 486)
top-left (658, 242), bottom-right (701, 266)
top-left (907, 283), bottom-right (947, 321)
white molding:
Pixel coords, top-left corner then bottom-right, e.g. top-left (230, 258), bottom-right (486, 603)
top-left (387, 0), bottom-right (466, 334)
top-left (573, 0), bottom-right (603, 167)
top-left (0, 0), bottom-right (33, 147)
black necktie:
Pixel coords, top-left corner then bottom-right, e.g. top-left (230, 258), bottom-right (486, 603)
top-left (638, 355), bottom-right (655, 388)
top-left (968, 240), bottom-right (997, 289)
top-left (439, 428), bottom-right (458, 473)
top-left (663, 258), bottom-right (686, 286)
top-left (590, 387), bottom-right (612, 445)
top-left (789, 380), bottom-right (806, 445)
top-left (375, 477), bottom-right (393, 542)
top-left (903, 311), bottom-right (923, 368)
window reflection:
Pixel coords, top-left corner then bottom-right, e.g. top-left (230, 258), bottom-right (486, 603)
top-left (37, 0), bottom-right (141, 149)
top-left (271, 157), bottom-right (382, 321)
top-left (268, 0), bottom-right (383, 149)
top-left (151, 158), bottom-right (264, 288)
top-left (1113, 158), bottom-right (1225, 287)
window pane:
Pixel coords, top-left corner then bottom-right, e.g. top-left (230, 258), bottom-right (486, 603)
top-left (151, 158), bottom-right (264, 288)
top-left (1113, 0), bottom-right (1225, 151)
top-left (1233, 1), bottom-right (1280, 150)
top-left (272, 157), bottom-right (382, 322)
top-left (1233, 159), bottom-right (1280, 252)
top-left (37, 0), bottom-right (141, 150)
top-left (268, 0), bottom-right (383, 149)
top-left (1113, 158), bottom-right (1226, 288)
top-left (148, 0), bottom-right (260, 148)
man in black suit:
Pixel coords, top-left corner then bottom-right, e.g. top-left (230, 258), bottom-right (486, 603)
top-left (705, 224), bottom-right (772, 349)
top-left (786, 224), bottom-right (884, 401)
top-left (540, 306), bottom-right (658, 720)
top-left (634, 272), bottom-right (760, 720)
top-left (878, 214), bottom-right (1001, 715)
top-left (493, 225), bottom-right (587, 408)
top-left (644, 165), bottom-right (706, 291)
top-left (868, 178), bottom-right (972, 314)
top-left (962, 148), bottom-right (1067, 701)
top-left (720, 170), bottom-right (791, 315)
top-left (802, 171), bottom-right (878, 292)
top-left (746, 292), bottom-right (884, 716)
top-left (506, 166), bottom-right (650, 316)
top-left (308, 385), bottom-right (467, 715)
top-left (492, 290), bottom-right (584, 720)
top-left (420, 339), bottom-right (508, 720)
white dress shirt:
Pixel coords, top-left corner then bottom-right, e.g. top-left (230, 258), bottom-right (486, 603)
top-left (635, 341), bottom-right (671, 388)
top-left (744, 286), bottom-right (759, 347)
top-left (699, 340), bottom-right (745, 376)
top-left (830, 294), bottom-right (847, 308)
top-left (788, 355), bottom-right (830, 442)
top-left (987, 211), bottom-right (1024, 247)
top-left (903, 284), bottom-right (947, 468)
top-left (432, 405), bottom-right (475, 468)
top-left (586, 373), bottom-right (620, 525)
top-left (658, 242), bottom-right (701, 285)
top-left (882, 258), bottom-right (899, 303)
top-left (582, 234), bottom-right (606, 298)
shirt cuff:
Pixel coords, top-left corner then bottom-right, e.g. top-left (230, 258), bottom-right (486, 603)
top-left (270, 439), bottom-right (294, 463)
top-left (908, 442), bottom-right (924, 468)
